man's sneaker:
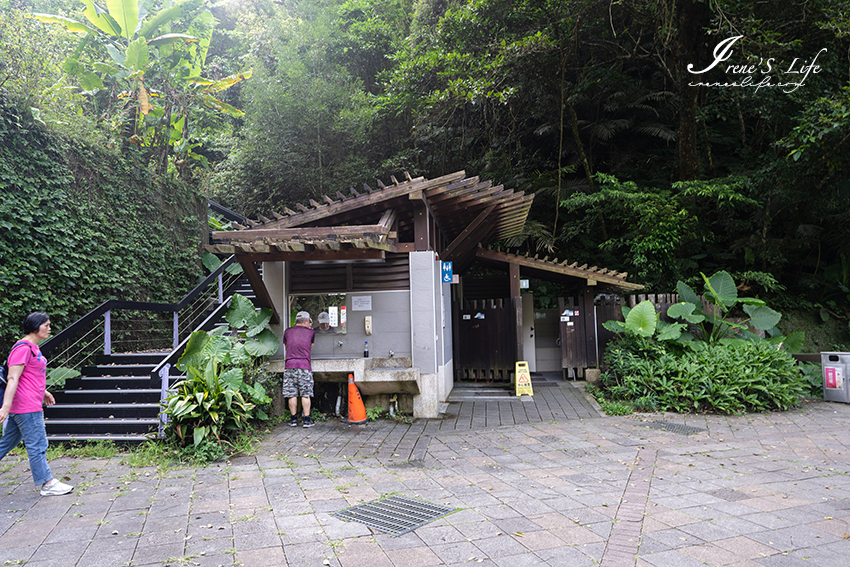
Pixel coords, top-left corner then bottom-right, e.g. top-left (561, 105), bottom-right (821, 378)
top-left (289, 415), bottom-right (299, 427)
top-left (40, 479), bottom-right (73, 496)
top-left (302, 416), bottom-right (315, 428)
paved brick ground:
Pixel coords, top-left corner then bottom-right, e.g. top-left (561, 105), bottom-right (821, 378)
top-left (2, 382), bottom-right (850, 566)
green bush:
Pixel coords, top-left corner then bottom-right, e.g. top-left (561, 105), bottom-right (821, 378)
top-left (600, 338), bottom-right (805, 414)
top-left (798, 362), bottom-right (824, 398)
top-left (599, 400), bottom-right (633, 416)
top-left (163, 294), bottom-right (277, 447)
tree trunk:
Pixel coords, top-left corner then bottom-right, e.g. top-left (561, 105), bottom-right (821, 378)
top-left (674, 0), bottom-right (711, 181)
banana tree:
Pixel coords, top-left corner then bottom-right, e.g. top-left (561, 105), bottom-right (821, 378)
top-left (32, 0), bottom-right (251, 175)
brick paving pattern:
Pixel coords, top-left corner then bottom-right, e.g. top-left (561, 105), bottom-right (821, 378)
top-left (1, 380), bottom-right (850, 566)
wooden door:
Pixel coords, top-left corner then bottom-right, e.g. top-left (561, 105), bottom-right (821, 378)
top-left (558, 296), bottom-right (588, 379)
top-left (453, 299), bottom-right (513, 382)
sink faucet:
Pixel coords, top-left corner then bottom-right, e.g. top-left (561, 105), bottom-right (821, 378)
top-left (337, 340), bottom-right (344, 348)
top-left (389, 350), bottom-right (394, 357)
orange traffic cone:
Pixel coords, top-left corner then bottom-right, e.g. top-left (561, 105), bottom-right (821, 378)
top-left (347, 373), bottom-right (368, 425)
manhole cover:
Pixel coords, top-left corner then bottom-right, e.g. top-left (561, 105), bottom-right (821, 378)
top-left (332, 495), bottom-right (455, 536)
top-left (646, 421), bottom-right (706, 436)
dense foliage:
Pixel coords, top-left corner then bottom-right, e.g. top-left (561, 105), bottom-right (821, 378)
top-left (0, 93), bottom-right (205, 354)
top-left (599, 336), bottom-right (806, 414)
top-left (164, 294), bottom-right (278, 447)
top-left (2, 0), bottom-right (849, 339)
top-left (596, 272), bottom-right (809, 413)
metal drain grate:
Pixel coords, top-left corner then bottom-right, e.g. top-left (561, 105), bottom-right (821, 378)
top-left (332, 495), bottom-right (455, 536)
top-left (646, 421), bottom-right (706, 436)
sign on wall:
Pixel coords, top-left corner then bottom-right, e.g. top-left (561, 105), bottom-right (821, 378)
top-left (441, 261), bottom-right (453, 283)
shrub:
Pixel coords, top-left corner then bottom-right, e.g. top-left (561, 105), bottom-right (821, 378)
top-left (798, 362), bottom-right (824, 398)
top-left (600, 400), bottom-right (633, 416)
top-left (163, 294), bottom-right (277, 447)
top-left (601, 337), bottom-right (805, 414)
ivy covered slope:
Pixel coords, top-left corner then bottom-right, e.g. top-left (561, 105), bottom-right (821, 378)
top-left (0, 93), bottom-right (206, 353)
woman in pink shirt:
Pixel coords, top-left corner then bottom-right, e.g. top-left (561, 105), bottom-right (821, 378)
top-left (0, 312), bottom-right (73, 496)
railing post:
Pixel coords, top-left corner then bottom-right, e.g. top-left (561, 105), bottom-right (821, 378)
top-left (173, 312), bottom-right (179, 349)
top-left (158, 363), bottom-right (171, 439)
top-left (104, 311), bottom-right (111, 355)
top-left (218, 273), bottom-right (224, 303)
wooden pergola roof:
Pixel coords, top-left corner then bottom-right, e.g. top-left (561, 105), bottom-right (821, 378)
top-left (476, 247), bottom-right (644, 292)
top-left (205, 170), bottom-right (642, 312)
top-left (207, 170), bottom-right (534, 272)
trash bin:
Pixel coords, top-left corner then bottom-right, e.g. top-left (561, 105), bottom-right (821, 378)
top-left (821, 352), bottom-right (850, 403)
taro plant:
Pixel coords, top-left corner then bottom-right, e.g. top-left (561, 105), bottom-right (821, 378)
top-left (163, 294), bottom-right (278, 446)
top-left (603, 271), bottom-right (803, 352)
top-left (602, 299), bottom-right (686, 341)
top-left (668, 270), bottom-right (795, 347)
top-left (597, 271), bottom-right (808, 414)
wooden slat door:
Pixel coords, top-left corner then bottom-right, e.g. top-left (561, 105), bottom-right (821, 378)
top-left (558, 296), bottom-right (587, 379)
top-left (454, 299), bottom-right (513, 382)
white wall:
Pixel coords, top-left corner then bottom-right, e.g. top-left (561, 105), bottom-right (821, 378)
top-left (522, 294), bottom-right (536, 371)
top-left (409, 251), bottom-right (454, 404)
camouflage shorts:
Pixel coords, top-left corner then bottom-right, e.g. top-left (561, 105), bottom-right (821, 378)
top-left (282, 368), bottom-right (314, 398)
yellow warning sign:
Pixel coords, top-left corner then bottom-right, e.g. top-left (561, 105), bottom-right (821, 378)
top-left (515, 361), bottom-right (533, 397)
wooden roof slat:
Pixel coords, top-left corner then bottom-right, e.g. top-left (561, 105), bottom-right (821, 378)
top-left (323, 195), bottom-right (335, 205)
top-left (336, 191), bottom-right (348, 201)
top-left (377, 179), bottom-right (387, 189)
top-left (424, 176), bottom-right (480, 198)
top-left (350, 187), bottom-right (361, 197)
top-left (283, 206), bottom-right (296, 216)
top-left (254, 171), bottom-right (466, 230)
top-left (475, 248), bottom-right (643, 290)
top-left (258, 214), bottom-right (272, 224)
top-left (296, 203), bottom-right (309, 212)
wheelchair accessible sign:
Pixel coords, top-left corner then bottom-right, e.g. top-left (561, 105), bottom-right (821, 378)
top-left (441, 261), bottom-right (453, 283)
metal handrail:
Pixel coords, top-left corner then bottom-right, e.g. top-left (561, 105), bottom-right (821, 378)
top-left (40, 256), bottom-right (239, 358)
top-left (152, 297), bottom-right (234, 438)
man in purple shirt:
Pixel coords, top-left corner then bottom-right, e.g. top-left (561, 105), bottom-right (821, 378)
top-left (282, 311), bottom-right (316, 428)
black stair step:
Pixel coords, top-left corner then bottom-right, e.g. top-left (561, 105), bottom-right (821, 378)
top-left (44, 403), bottom-right (160, 419)
top-left (82, 364), bottom-right (156, 377)
top-left (95, 352), bottom-right (169, 365)
top-left (64, 376), bottom-right (153, 390)
top-left (44, 418), bottom-right (159, 435)
top-left (46, 433), bottom-right (154, 444)
top-left (52, 389), bottom-right (161, 404)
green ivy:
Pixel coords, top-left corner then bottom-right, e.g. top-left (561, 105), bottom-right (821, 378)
top-left (0, 92), bottom-right (205, 354)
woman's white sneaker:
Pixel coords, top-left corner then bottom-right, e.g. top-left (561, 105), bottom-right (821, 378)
top-left (40, 479), bottom-right (73, 496)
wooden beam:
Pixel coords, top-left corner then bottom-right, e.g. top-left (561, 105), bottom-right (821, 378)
top-left (211, 223), bottom-right (391, 243)
top-left (475, 247), bottom-right (643, 290)
top-left (510, 262), bottom-right (523, 365)
top-left (441, 203), bottom-right (497, 262)
top-left (254, 171), bottom-right (464, 230)
top-left (237, 260), bottom-right (281, 325)
top-left (412, 198), bottom-right (429, 251)
top-left (235, 249), bottom-right (385, 263)
top-left (377, 208), bottom-right (396, 230)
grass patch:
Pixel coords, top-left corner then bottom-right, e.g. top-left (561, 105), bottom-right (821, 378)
top-left (599, 400), bottom-right (633, 416)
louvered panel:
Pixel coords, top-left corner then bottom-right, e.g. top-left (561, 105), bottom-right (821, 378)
top-left (289, 263), bottom-right (348, 294)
